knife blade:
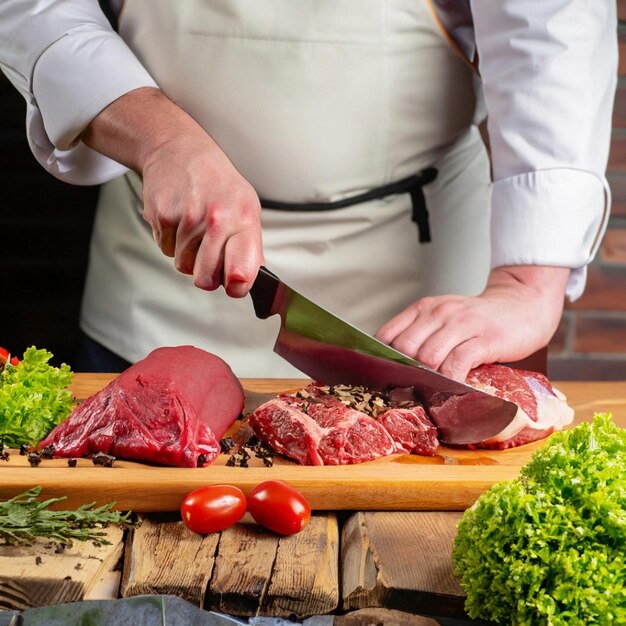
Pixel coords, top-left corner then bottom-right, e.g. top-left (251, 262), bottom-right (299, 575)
top-left (249, 266), bottom-right (518, 445)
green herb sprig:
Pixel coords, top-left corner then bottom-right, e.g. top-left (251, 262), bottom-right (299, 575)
top-left (0, 486), bottom-right (137, 546)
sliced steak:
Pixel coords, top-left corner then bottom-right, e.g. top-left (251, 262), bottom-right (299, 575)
top-left (248, 384), bottom-right (438, 465)
top-left (39, 346), bottom-right (244, 467)
top-left (463, 364), bottom-right (574, 449)
top-left (247, 399), bottom-right (326, 466)
top-left (249, 386), bottom-right (397, 465)
top-left (377, 406), bottom-right (439, 455)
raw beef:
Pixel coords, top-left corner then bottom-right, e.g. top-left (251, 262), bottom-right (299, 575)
top-left (377, 406), bottom-right (439, 455)
top-left (463, 364), bottom-right (574, 449)
top-left (39, 346), bottom-right (245, 467)
top-left (248, 384), bottom-right (438, 465)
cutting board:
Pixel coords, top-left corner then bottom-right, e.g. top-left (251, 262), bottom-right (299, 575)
top-left (1, 376), bottom-right (624, 512)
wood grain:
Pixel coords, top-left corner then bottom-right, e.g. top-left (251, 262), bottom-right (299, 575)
top-left (335, 608), bottom-right (440, 625)
top-left (121, 516), bottom-right (219, 606)
top-left (207, 521), bottom-right (278, 615)
top-left (262, 513), bottom-right (339, 618)
top-left (208, 514), bottom-right (339, 618)
top-left (342, 512), bottom-right (465, 618)
top-left (0, 527), bottom-right (123, 610)
top-left (1, 378), bottom-right (624, 512)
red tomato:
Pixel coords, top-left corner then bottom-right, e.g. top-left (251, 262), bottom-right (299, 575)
top-left (0, 347), bottom-right (19, 367)
top-left (181, 484), bottom-right (246, 535)
top-left (247, 480), bottom-right (311, 536)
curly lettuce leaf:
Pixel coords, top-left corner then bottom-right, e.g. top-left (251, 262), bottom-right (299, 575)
top-left (0, 347), bottom-right (75, 447)
top-left (452, 413), bottom-right (626, 625)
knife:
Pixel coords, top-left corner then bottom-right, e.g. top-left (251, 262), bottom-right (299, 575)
top-left (249, 266), bottom-right (518, 445)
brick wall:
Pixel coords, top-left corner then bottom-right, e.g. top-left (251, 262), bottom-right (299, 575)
top-left (1, 10), bottom-right (625, 379)
top-left (547, 2), bottom-right (626, 380)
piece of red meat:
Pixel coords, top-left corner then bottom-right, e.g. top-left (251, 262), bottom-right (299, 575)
top-left (462, 364), bottom-right (574, 449)
top-left (377, 406), bottom-right (438, 455)
top-left (249, 389), bottom-right (397, 466)
top-left (248, 384), bottom-right (440, 465)
top-left (39, 346), bottom-right (244, 467)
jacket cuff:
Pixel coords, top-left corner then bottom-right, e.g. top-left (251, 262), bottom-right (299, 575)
top-left (490, 168), bottom-right (610, 301)
top-left (32, 26), bottom-right (157, 150)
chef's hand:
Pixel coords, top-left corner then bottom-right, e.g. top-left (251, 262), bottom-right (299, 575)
top-left (376, 266), bottom-right (570, 382)
top-left (81, 87), bottom-right (263, 298)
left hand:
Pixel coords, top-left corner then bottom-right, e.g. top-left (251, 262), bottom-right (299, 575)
top-left (375, 265), bottom-right (570, 381)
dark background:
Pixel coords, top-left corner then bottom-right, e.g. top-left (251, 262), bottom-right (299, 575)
top-left (0, 74), bottom-right (98, 367)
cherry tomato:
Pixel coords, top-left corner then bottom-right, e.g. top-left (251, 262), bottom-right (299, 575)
top-left (246, 480), bottom-right (311, 536)
top-left (0, 347), bottom-right (19, 367)
top-left (181, 484), bottom-right (246, 535)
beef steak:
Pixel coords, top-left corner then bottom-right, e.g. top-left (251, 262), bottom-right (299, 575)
top-left (248, 384), bottom-right (438, 465)
top-left (463, 364), bottom-right (574, 449)
top-left (377, 406), bottom-right (438, 455)
top-left (39, 346), bottom-right (244, 467)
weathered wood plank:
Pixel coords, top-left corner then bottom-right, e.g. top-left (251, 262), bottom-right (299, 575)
top-left (206, 522), bottom-right (279, 615)
top-left (335, 608), bottom-right (440, 625)
top-left (342, 512), bottom-right (465, 617)
top-left (0, 526), bottom-right (123, 610)
top-left (208, 514), bottom-right (339, 619)
top-left (264, 513), bottom-right (339, 618)
top-left (121, 515), bottom-right (219, 606)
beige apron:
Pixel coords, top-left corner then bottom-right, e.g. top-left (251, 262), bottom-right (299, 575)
top-left (80, 0), bottom-right (492, 377)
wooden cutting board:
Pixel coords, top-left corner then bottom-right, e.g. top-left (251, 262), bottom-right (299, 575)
top-left (1, 376), bottom-right (624, 512)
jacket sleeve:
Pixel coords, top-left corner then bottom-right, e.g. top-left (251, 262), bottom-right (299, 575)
top-left (0, 0), bottom-right (157, 185)
top-left (470, 0), bottom-right (617, 300)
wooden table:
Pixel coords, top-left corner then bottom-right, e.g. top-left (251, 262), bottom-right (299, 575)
top-left (1, 379), bottom-right (624, 623)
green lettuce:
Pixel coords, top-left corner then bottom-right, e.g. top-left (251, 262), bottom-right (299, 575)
top-left (452, 413), bottom-right (626, 625)
top-left (0, 346), bottom-right (76, 447)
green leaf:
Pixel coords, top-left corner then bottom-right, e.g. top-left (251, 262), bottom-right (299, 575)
top-left (452, 413), bottom-right (626, 625)
top-left (0, 346), bottom-right (76, 447)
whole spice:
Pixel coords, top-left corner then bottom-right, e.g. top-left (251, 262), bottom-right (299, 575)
top-left (0, 486), bottom-right (137, 546)
top-left (39, 444), bottom-right (55, 459)
top-left (292, 384), bottom-right (418, 418)
top-left (91, 452), bottom-right (115, 467)
top-left (28, 452), bottom-right (42, 467)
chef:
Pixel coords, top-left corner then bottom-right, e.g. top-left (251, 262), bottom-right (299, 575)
top-left (0, 1), bottom-right (616, 380)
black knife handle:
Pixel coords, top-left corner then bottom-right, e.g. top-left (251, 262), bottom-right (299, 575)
top-left (250, 265), bottom-right (280, 319)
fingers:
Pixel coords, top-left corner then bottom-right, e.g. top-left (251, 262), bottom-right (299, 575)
top-left (140, 128), bottom-right (264, 298)
top-left (434, 337), bottom-right (486, 382)
top-left (375, 295), bottom-right (498, 382)
top-left (143, 195), bottom-right (180, 258)
top-left (143, 174), bottom-right (263, 296)
top-left (377, 298), bottom-right (446, 359)
top-left (222, 230), bottom-right (264, 298)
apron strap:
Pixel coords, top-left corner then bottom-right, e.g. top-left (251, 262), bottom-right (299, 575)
top-left (260, 167), bottom-right (438, 243)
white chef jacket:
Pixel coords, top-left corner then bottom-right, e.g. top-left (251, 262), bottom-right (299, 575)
top-left (0, 0), bottom-right (617, 374)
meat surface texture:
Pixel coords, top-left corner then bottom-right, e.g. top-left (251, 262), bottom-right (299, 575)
top-left (464, 364), bottom-right (574, 449)
top-left (248, 365), bottom-right (574, 464)
top-left (39, 346), bottom-right (245, 467)
top-left (377, 406), bottom-right (439, 455)
top-left (248, 384), bottom-right (438, 465)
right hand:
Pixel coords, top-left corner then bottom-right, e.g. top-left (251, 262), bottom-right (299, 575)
top-left (82, 87), bottom-right (264, 297)
top-left (141, 127), bottom-right (264, 298)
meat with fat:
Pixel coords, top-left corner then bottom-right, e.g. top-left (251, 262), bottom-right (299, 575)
top-left (248, 384), bottom-right (438, 465)
top-left (462, 364), bottom-right (575, 449)
top-left (376, 405), bottom-right (439, 455)
top-left (39, 346), bottom-right (244, 467)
